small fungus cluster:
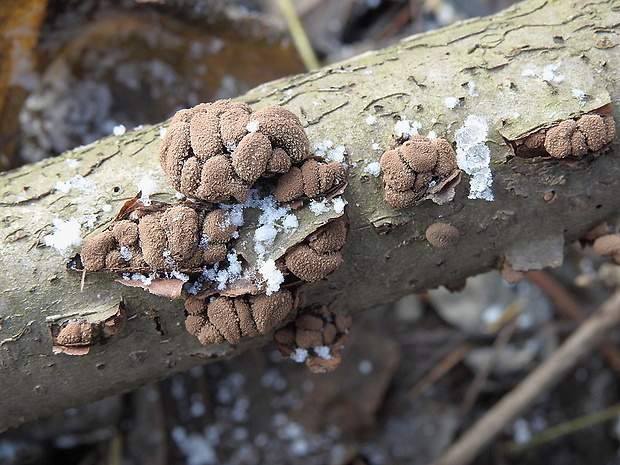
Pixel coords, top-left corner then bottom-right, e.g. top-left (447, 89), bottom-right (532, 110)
top-left (425, 222), bottom-right (460, 249)
top-left (512, 112), bottom-right (616, 159)
top-left (284, 217), bottom-right (347, 282)
top-left (81, 204), bottom-right (237, 272)
top-left (380, 135), bottom-right (460, 209)
top-left (158, 99), bottom-right (344, 203)
top-left (184, 290), bottom-right (294, 345)
top-left (78, 99), bottom-right (349, 358)
top-left (593, 234), bottom-right (620, 264)
top-left (274, 303), bottom-right (351, 373)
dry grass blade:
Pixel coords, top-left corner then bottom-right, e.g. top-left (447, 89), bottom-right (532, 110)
top-left (430, 290), bottom-right (620, 465)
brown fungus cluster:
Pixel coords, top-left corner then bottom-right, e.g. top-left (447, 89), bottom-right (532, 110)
top-left (274, 304), bottom-right (351, 373)
top-left (284, 217), bottom-right (348, 283)
top-left (158, 99), bottom-right (316, 203)
top-left (184, 290), bottom-right (294, 345)
top-left (380, 135), bottom-right (460, 209)
top-left (512, 112), bottom-right (616, 159)
top-left (426, 222), bottom-right (459, 249)
top-left (80, 204), bottom-right (237, 272)
top-left (77, 98), bottom-right (350, 358)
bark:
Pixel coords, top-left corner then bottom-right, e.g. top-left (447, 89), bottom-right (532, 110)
top-left (1, 0), bottom-right (620, 430)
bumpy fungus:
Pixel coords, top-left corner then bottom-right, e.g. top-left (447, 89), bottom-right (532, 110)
top-left (184, 290), bottom-right (294, 345)
top-left (284, 218), bottom-right (348, 282)
top-left (274, 159), bottom-right (347, 203)
top-left (512, 112), bottom-right (616, 158)
top-left (425, 223), bottom-right (459, 249)
top-left (80, 204), bottom-right (237, 272)
top-left (380, 135), bottom-right (459, 209)
top-left (592, 233), bottom-right (620, 264)
top-left (274, 303), bottom-right (351, 373)
top-left (158, 99), bottom-right (312, 203)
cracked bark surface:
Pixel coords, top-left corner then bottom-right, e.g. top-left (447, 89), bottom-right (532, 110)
top-left (1, 0), bottom-right (620, 430)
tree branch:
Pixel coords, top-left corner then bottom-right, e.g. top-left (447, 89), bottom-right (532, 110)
top-left (1, 0), bottom-right (620, 429)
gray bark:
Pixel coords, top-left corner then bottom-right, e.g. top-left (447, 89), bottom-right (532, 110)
top-left (1, 0), bottom-right (620, 429)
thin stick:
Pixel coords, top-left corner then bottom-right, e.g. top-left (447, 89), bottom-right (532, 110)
top-left (430, 290), bottom-right (620, 465)
top-left (275, 0), bottom-right (320, 71)
top-left (527, 270), bottom-right (620, 374)
top-left (507, 401), bottom-right (620, 454)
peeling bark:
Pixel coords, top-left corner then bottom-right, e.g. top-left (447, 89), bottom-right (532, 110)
top-left (1, 0), bottom-right (620, 430)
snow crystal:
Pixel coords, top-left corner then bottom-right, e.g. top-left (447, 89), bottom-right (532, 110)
top-left (65, 158), bottom-right (79, 168)
top-left (572, 88), bottom-right (586, 105)
top-left (246, 120), bottom-right (259, 133)
top-left (371, 142), bottom-right (382, 151)
top-left (313, 140), bottom-right (346, 163)
top-left (54, 175), bottom-right (95, 194)
top-left (362, 161), bottom-right (381, 177)
top-left (314, 346), bottom-right (332, 360)
top-left (44, 218), bottom-right (83, 253)
top-left (394, 119), bottom-right (421, 138)
top-left (137, 174), bottom-right (158, 206)
top-left (522, 61), bottom-right (564, 84)
top-left (309, 199), bottom-right (330, 215)
top-left (455, 115), bottom-right (494, 201)
top-left (291, 348), bottom-right (309, 363)
top-left (365, 114), bottom-right (377, 125)
top-left (171, 270), bottom-right (190, 282)
top-left (282, 214), bottom-right (299, 230)
top-left (159, 126), bottom-right (167, 139)
top-left (119, 246), bottom-right (133, 261)
top-left (444, 97), bottom-right (459, 109)
top-left (259, 259), bottom-right (284, 295)
top-left (332, 197), bottom-right (346, 214)
top-left (112, 124), bottom-right (126, 136)
top-left (427, 130), bottom-right (437, 139)
top-left (467, 81), bottom-right (478, 97)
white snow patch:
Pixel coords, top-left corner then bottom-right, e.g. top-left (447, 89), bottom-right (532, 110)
top-left (572, 88), bottom-right (586, 105)
top-left (159, 126), bottom-right (167, 139)
top-left (332, 197), bottom-right (346, 214)
top-left (362, 161), bottom-right (381, 177)
top-left (65, 158), bottom-right (79, 168)
top-left (371, 142), bottom-right (382, 151)
top-left (467, 81), bottom-right (478, 97)
top-left (394, 119), bottom-right (421, 138)
top-left (43, 219), bottom-right (83, 252)
top-left (112, 124), bottom-right (126, 136)
top-left (455, 115), bottom-right (494, 201)
top-left (427, 130), bottom-right (437, 139)
top-left (313, 140), bottom-right (346, 162)
top-left (171, 270), bottom-right (190, 282)
top-left (119, 246), bottom-right (133, 261)
top-left (365, 114), bottom-right (377, 125)
top-left (259, 259), bottom-right (284, 296)
top-left (309, 199), bottom-right (330, 215)
top-left (522, 61), bottom-right (564, 84)
top-left (291, 348), bottom-right (309, 363)
top-left (444, 97), bottom-right (459, 109)
top-left (246, 120), bottom-right (259, 133)
top-left (314, 346), bottom-right (332, 360)
top-left (54, 175), bottom-right (95, 194)
top-left (137, 174), bottom-right (158, 206)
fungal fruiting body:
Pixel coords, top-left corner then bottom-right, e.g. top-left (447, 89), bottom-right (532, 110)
top-left (184, 290), bottom-right (295, 345)
top-left (274, 304), bottom-right (352, 373)
top-left (80, 204), bottom-right (237, 272)
top-left (511, 111), bottom-right (616, 159)
top-left (379, 135), bottom-right (460, 209)
top-left (592, 233), bottom-right (620, 264)
top-left (78, 99), bottom-right (350, 356)
top-left (158, 99), bottom-right (318, 203)
top-left (425, 223), bottom-right (459, 249)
